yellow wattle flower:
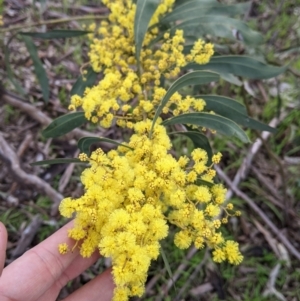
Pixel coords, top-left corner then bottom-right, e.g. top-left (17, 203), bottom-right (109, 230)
top-left (59, 120), bottom-right (242, 301)
top-left (69, 0), bottom-right (214, 129)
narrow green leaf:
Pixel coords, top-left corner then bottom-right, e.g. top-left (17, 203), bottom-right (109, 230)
top-left (78, 137), bottom-right (132, 156)
top-left (151, 71), bottom-right (219, 133)
top-left (19, 30), bottom-right (91, 39)
top-left (163, 112), bottom-right (250, 143)
top-left (134, 0), bottom-right (160, 66)
top-left (200, 95), bottom-right (247, 115)
top-left (175, 0), bottom-right (217, 7)
top-left (278, 45), bottom-right (300, 55)
top-left (196, 178), bottom-right (214, 188)
top-left (21, 35), bottom-right (49, 102)
top-left (187, 55), bottom-right (287, 79)
top-left (4, 36), bottom-right (26, 96)
top-left (198, 95), bottom-right (276, 132)
top-left (171, 131), bottom-right (213, 165)
top-left (31, 158), bottom-right (83, 166)
top-left (160, 247), bottom-right (176, 291)
top-left (42, 112), bottom-right (87, 138)
top-left (161, 1), bottom-right (250, 23)
top-left (71, 67), bottom-right (98, 97)
top-left (219, 72), bottom-right (242, 86)
top-left (172, 16), bottom-right (263, 45)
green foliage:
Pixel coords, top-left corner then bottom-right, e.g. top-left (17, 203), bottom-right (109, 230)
top-left (161, 0), bottom-right (263, 45)
top-left (172, 16), bottom-right (263, 45)
top-left (134, 0), bottom-right (160, 66)
top-left (151, 70), bottom-right (220, 133)
top-left (78, 137), bottom-right (133, 156)
top-left (171, 131), bottom-right (213, 164)
top-left (42, 112), bottom-right (86, 138)
top-left (21, 35), bottom-right (49, 102)
top-left (163, 113), bottom-right (250, 143)
top-left (31, 158), bottom-right (83, 166)
top-left (4, 36), bottom-right (27, 96)
top-left (3, 104), bottom-right (17, 123)
top-left (161, 1), bottom-right (251, 22)
top-left (187, 55), bottom-right (287, 80)
top-left (198, 95), bottom-right (277, 132)
top-left (70, 67), bottom-right (98, 97)
top-left (19, 30), bottom-right (91, 39)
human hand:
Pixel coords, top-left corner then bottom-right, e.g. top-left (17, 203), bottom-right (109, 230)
top-left (0, 221), bottom-right (114, 301)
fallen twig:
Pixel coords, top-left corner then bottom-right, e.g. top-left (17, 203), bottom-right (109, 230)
top-left (58, 149), bottom-right (80, 193)
top-left (17, 132), bottom-right (33, 157)
top-left (0, 15), bottom-right (106, 33)
top-left (2, 92), bottom-right (98, 139)
top-left (0, 134), bottom-right (63, 215)
top-left (155, 247), bottom-right (198, 301)
top-left (174, 250), bottom-right (209, 301)
top-left (253, 219), bottom-right (291, 266)
top-left (252, 219), bottom-right (281, 258)
top-left (215, 166), bottom-right (300, 261)
top-left (1, 92), bottom-right (117, 151)
top-left (262, 263), bottom-right (286, 301)
top-left (190, 282), bottom-right (213, 298)
top-left (225, 115), bottom-right (285, 201)
top-left (11, 215), bottom-right (43, 259)
top-left (251, 166), bottom-right (281, 201)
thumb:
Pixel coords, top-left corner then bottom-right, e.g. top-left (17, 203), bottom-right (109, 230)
top-left (0, 222), bottom-right (7, 276)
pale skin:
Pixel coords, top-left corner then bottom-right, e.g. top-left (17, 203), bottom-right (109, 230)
top-left (0, 221), bottom-right (115, 301)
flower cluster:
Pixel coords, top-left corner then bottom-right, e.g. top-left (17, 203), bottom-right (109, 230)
top-left (69, 0), bottom-right (214, 128)
top-left (59, 1), bottom-right (243, 300)
top-left (59, 120), bottom-right (243, 301)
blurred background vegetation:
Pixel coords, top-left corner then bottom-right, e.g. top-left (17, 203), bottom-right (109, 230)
top-left (0, 0), bottom-right (299, 300)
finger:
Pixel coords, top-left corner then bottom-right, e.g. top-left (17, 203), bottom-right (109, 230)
top-left (59, 250), bottom-right (100, 287)
top-left (0, 222), bottom-right (7, 276)
top-left (37, 251), bottom-right (101, 301)
top-left (0, 220), bottom-right (88, 301)
top-left (62, 268), bottom-right (115, 301)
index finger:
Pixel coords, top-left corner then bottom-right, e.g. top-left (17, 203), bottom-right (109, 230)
top-left (0, 220), bottom-right (96, 301)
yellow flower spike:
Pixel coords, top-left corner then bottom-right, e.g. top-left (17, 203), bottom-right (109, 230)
top-left (58, 243), bottom-right (69, 255)
top-left (191, 148), bottom-right (208, 162)
top-left (59, 197), bottom-right (75, 218)
top-left (222, 217), bottom-right (228, 224)
top-left (205, 203), bottom-right (221, 217)
top-left (68, 227), bottom-right (86, 240)
top-left (213, 220), bottom-right (221, 229)
top-left (194, 236), bottom-right (205, 249)
top-left (223, 241), bottom-right (244, 265)
top-left (226, 203), bottom-right (234, 210)
top-left (174, 230), bottom-right (193, 249)
top-left (194, 186), bottom-right (212, 203)
top-left (211, 184), bottom-right (227, 205)
top-left (212, 152), bottom-right (222, 164)
top-left (212, 248), bottom-right (226, 263)
top-left (113, 287), bottom-right (130, 301)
